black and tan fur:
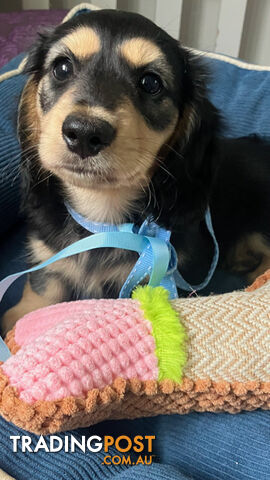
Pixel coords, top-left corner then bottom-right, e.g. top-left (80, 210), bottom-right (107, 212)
top-left (3, 10), bottom-right (270, 333)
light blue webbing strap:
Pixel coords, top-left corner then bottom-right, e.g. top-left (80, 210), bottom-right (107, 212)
top-left (0, 339), bottom-right (12, 362)
top-left (174, 208), bottom-right (219, 292)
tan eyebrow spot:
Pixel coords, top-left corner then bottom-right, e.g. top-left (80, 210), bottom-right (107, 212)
top-left (62, 26), bottom-right (100, 58)
top-left (120, 37), bottom-right (163, 67)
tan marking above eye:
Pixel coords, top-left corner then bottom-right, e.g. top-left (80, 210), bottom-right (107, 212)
top-left (120, 37), bottom-right (164, 67)
top-left (62, 26), bottom-right (101, 58)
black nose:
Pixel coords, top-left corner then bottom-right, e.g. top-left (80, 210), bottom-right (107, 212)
top-left (62, 115), bottom-right (116, 158)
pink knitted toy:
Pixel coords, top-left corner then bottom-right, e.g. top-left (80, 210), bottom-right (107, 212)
top-left (1, 277), bottom-right (270, 434)
top-left (3, 298), bottom-right (159, 403)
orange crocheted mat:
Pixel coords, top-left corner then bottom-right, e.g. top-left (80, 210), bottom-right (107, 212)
top-left (1, 368), bottom-right (270, 435)
top-left (0, 270), bottom-right (269, 435)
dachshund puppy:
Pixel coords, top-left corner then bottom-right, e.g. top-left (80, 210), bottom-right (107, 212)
top-left (3, 9), bottom-right (270, 333)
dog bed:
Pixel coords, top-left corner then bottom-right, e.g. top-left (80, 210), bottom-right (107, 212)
top-left (1, 3), bottom-right (270, 480)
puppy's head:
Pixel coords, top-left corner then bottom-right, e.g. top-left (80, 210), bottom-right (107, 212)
top-left (19, 9), bottom-right (218, 220)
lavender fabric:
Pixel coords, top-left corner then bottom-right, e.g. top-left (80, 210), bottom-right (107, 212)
top-left (0, 10), bottom-right (66, 69)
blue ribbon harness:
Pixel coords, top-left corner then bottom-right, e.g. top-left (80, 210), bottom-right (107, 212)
top-left (0, 205), bottom-right (219, 361)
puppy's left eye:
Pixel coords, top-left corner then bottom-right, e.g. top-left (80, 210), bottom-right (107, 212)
top-left (139, 73), bottom-right (163, 95)
top-left (53, 57), bottom-right (73, 81)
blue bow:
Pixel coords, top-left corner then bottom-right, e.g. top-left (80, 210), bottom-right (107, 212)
top-left (0, 205), bottom-right (219, 362)
top-left (66, 204), bottom-right (219, 299)
top-left (66, 205), bottom-right (181, 299)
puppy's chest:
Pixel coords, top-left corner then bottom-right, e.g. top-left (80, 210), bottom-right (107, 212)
top-left (74, 247), bottom-right (138, 296)
top-left (30, 236), bottom-right (138, 298)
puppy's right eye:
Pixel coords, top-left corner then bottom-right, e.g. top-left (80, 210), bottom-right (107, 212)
top-left (53, 57), bottom-right (73, 81)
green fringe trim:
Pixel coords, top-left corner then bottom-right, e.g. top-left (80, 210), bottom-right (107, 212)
top-left (132, 286), bottom-right (187, 382)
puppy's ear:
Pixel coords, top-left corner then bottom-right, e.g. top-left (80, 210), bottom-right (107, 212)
top-left (18, 30), bottom-right (54, 210)
top-left (180, 49), bottom-right (221, 177)
top-left (151, 49), bottom-right (220, 226)
top-left (23, 28), bottom-right (54, 77)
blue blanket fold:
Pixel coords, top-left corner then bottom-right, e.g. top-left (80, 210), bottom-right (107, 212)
top-left (1, 411), bottom-right (270, 480)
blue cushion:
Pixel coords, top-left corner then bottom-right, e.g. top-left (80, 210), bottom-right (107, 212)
top-left (0, 53), bottom-right (27, 235)
top-left (0, 222), bottom-right (27, 318)
top-left (206, 53), bottom-right (270, 139)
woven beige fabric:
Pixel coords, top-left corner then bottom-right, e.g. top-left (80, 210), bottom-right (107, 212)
top-left (172, 282), bottom-right (270, 382)
top-left (0, 469), bottom-right (15, 480)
